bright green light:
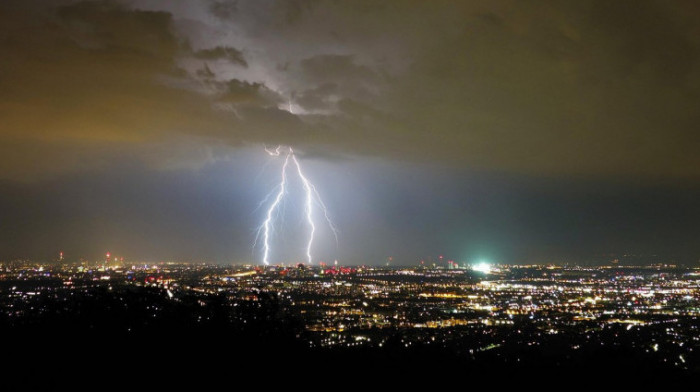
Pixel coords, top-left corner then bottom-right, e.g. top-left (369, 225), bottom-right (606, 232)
top-left (472, 262), bottom-right (491, 274)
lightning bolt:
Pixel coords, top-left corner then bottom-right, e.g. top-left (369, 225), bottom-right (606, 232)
top-left (255, 146), bottom-right (337, 265)
top-left (291, 151), bottom-right (316, 264)
top-left (264, 145), bottom-right (283, 156)
top-left (258, 150), bottom-right (290, 266)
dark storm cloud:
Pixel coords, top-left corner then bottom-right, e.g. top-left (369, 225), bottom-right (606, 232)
top-left (208, 1), bottom-right (238, 20)
top-left (218, 80), bottom-right (279, 105)
top-left (184, 0), bottom-right (700, 177)
top-left (0, 0), bottom-right (279, 180)
top-left (194, 46), bottom-right (247, 67)
top-left (2, 0), bottom-right (699, 179)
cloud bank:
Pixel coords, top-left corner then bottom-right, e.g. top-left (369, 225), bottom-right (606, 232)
top-left (1, 0), bottom-right (699, 180)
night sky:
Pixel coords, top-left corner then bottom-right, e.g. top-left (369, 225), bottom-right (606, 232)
top-left (1, 0), bottom-right (698, 265)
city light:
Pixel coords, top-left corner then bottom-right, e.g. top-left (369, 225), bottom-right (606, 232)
top-left (472, 262), bottom-right (492, 274)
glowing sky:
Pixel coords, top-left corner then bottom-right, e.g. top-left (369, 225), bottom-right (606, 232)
top-left (1, 1), bottom-right (698, 264)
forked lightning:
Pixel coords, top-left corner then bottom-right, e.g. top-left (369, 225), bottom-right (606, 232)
top-left (255, 146), bottom-right (337, 265)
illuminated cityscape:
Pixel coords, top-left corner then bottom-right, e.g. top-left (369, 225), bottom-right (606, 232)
top-left (3, 258), bottom-right (700, 382)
